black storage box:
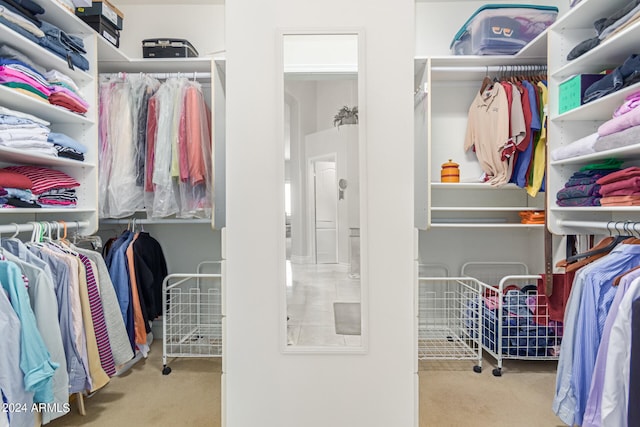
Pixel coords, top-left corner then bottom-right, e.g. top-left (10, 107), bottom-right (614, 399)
top-left (142, 38), bottom-right (199, 58)
top-left (79, 15), bottom-right (120, 48)
top-left (76, 0), bottom-right (124, 30)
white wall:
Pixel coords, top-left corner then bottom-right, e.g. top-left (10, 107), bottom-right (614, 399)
top-left (116, 4), bottom-right (225, 59)
top-left (225, 1), bottom-right (415, 426)
top-left (315, 79), bottom-right (358, 129)
top-left (285, 81), bottom-right (317, 261)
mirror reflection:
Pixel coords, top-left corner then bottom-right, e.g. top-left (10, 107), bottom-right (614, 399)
top-left (283, 34), bottom-right (362, 348)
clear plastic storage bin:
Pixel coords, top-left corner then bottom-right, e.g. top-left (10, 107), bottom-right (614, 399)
top-left (450, 4), bottom-right (558, 56)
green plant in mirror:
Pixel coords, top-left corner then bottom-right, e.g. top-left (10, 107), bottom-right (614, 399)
top-left (333, 105), bottom-right (358, 128)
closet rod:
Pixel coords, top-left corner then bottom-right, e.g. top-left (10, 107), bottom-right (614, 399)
top-left (0, 220), bottom-right (89, 235)
top-left (99, 218), bottom-right (211, 225)
top-left (99, 72), bottom-right (212, 80)
top-left (430, 65), bottom-right (547, 73)
top-left (557, 219), bottom-right (640, 232)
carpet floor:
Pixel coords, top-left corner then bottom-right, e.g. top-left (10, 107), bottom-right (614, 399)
top-left (45, 343), bottom-right (562, 426)
top-left (46, 340), bottom-right (221, 427)
top-left (419, 358), bottom-right (564, 427)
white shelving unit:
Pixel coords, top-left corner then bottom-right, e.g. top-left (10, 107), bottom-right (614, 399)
top-left (415, 53), bottom-right (546, 229)
top-left (0, 0), bottom-right (99, 234)
top-left (95, 36), bottom-right (225, 228)
top-left (546, 0), bottom-right (640, 235)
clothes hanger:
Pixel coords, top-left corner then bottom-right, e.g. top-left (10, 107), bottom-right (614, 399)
top-left (613, 222), bottom-right (640, 285)
top-left (10, 223), bottom-right (19, 239)
top-left (479, 65), bottom-right (492, 94)
top-left (557, 222), bottom-right (625, 271)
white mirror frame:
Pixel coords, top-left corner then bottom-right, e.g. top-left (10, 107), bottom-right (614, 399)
top-left (277, 28), bottom-right (368, 354)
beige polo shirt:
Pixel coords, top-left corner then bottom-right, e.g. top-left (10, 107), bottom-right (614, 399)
top-left (464, 83), bottom-right (511, 186)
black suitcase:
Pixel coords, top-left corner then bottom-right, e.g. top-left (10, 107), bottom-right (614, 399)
top-left (142, 38), bottom-right (199, 58)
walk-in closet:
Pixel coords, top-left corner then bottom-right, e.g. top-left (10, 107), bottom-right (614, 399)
top-left (3, 0), bottom-right (640, 426)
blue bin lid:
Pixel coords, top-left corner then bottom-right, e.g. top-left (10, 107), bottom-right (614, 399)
top-left (449, 4), bottom-right (559, 49)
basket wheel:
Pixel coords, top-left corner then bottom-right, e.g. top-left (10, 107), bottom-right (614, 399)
top-left (162, 366), bottom-right (172, 375)
top-left (473, 365), bottom-right (482, 374)
top-left (492, 368), bottom-right (502, 377)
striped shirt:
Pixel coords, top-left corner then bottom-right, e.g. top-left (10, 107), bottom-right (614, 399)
top-left (4, 166), bottom-right (79, 195)
top-left (77, 254), bottom-right (116, 377)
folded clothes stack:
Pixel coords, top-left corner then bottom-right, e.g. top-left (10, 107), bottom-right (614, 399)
top-left (596, 166), bottom-right (640, 206)
top-left (551, 89), bottom-right (640, 161)
top-left (556, 159), bottom-right (623, 207)
top-left (0, 167), bottom-right (36, 207)
top-left (519, 210), bottom-right (545, 224)
top-left (0, 44), bottom-right (89, 114)
top-left (582, 54), bottom-right (640, 104)
top-left (0, 106), bottom-right (86, 161)
top-left (46, 69), bottom-right (89, 114)
top-left (568, 0), bottom-right (640, 61)
top-left (0, 105), bottom-right (54, 156)
top-left (48, 131), bottom-right (86, 161)
top-left (0, 58), bottom-right (51, 101)
top-left (2, 165), bottom-right (79, 208)
top-left (0, 0), bottom-right (90, 70)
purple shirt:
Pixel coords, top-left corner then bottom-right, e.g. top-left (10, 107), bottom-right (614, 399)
top-left (582, 267), bottom-right (640, 426)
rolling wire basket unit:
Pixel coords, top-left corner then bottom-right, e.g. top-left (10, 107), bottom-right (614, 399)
top-left (417, 263), bottom-right (484, 371)
top-left (461, 262), bottom-right (561, 376)
top-left (162, 261), bottom-right (223, 375)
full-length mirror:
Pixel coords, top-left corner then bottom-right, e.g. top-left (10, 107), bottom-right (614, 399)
top-left (282, 33), bottom-right (363, 350)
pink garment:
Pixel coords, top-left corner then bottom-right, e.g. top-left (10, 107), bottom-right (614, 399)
top-left (613, 90), bottom-right (640, 117)
top-left (49, 92), bottom-right (87, 114)
top-left (145, 97), bottom-right (158, 192)
top-left (49, 85), bottom-right (89, 109)
top-left (599, 176), bottom-right (640, 196)
top-left (599, 105), bottom-right (640, 136)
top-left (600, 195), bottom-right (640, 206)
top-left (178, 95), bottom-right (189, 183)
top-left (185, 86), bottom-right (209, 186)
top-left (0, 69), bottom-right (51, 96)
top-left (596, 167), bottom-right (640, 185)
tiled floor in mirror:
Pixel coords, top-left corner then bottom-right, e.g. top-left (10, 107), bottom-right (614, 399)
top-left (286, 262), bottom-right (361, 347)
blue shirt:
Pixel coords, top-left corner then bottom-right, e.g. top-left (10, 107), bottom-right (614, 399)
top-left (512, 80), bottom-right (541, 188)
top-left (571, 244), bottom-right (640, 425)
top-left (0, 261), bottom-right (58, 403)
top-left (554, 256), bottom-right (609, 425)
top-left (0, 287), bottom-right (35, 427)
top-left (107, 232), bottom-right (135, 350)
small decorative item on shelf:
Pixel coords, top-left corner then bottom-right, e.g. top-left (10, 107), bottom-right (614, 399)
top-left (440, 159), bottom-right (460, 182)
top-left (333, 105), bottom-right (358, 128)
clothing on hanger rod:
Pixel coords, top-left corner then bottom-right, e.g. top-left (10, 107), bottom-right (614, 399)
top-left (99, 72), bottom-right (212, 80)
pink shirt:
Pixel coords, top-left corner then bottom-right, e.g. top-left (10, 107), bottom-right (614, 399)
top-left (599, 105), bottom-right (640, 136)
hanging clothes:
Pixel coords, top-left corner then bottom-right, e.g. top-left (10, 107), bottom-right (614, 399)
top-left (102, 228), bottom-right (168, 355)
top-left (0, 222), bottom-right (150, 425)
top-left (465, 71), bottom-right (546, 188)
top-left (99, 73), bottom-right (213, 219)
top-left (72, 246), bottom-right (134, 367)
top-left (0, 283), bottom-right (34, 427)
top-left (0, 260), bottom-right (59, 403)
top-left (0, 246), bottom-right (69, 423)
top-left (464, 82), bottom-right (511, 186)
top-left (553, 241), bottom-right (640, 427)
top-left (526, 81), bottom-right (548, 197)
